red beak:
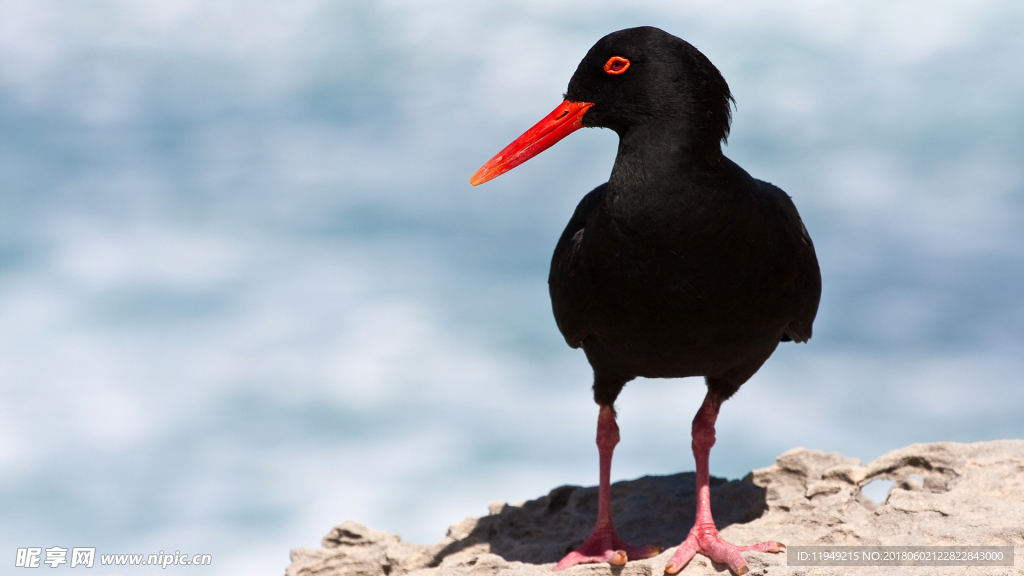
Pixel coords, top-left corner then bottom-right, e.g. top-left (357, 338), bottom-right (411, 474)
top-left (470, 100), bottom-right (594, 186)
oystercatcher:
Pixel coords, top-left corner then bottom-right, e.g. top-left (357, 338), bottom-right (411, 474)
top-left (471, 26), bottom-right (821, 576)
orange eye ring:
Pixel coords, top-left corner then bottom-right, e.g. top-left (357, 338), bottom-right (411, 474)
top-left (603, 56), bottom-right (630, 75)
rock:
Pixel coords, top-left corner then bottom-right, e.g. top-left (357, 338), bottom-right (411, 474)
top-left (287, 440), bottom-right (1024, 576)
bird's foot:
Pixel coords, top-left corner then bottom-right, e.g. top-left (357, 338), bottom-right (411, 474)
top-left (554, 525), bottom-right (660, 571)
top-left (664, 523), bottom-right (783, 576)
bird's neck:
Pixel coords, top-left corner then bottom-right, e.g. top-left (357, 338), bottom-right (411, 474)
top-left (607, 122), bottom-right (725, 196)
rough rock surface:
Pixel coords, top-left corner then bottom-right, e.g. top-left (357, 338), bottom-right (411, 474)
top-left (287, 440), bottom-right (1024, 576)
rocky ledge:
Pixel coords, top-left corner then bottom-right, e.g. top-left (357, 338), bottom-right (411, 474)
top-left (287, 440), bottom-right (1024, 576)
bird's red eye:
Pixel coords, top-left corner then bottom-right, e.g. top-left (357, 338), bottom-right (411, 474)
top-left (603, 56), bottom-right (630, 75)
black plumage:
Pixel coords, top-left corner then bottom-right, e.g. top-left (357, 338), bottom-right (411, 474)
top-left (549, 27), bottom-right (819, 408)
top-left (472, 26), bottom-right (821, 575)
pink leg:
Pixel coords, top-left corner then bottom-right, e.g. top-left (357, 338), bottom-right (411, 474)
top-left (554, 405), bottom-right (660, 571)
top-left (664, 393), bottom-right (784, 576)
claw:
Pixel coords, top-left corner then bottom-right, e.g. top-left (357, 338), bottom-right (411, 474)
top-left (609, 550), bottom-right (627, 566)
top-left (664, 562), bottom-right (680, 575)
top-left (736, 564), bottom-right (749, 575)
top-left (761, 541), bottom-right (785, 554)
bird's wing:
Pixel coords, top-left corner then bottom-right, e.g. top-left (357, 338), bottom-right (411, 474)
top-left (784, 215), bottom-right (820, 342)
top-left (756, 180), bottom-right (822, 344)
top-left (549, 184), bottom-right (606, 348)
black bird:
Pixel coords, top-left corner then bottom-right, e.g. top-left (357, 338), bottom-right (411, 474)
top-left (471, 27), bottom-right (820, 576)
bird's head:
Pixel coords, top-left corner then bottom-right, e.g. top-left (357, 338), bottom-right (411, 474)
top-left (471, 26), bottom-right (733, 186)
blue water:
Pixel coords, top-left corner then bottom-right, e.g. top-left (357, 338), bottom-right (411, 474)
top-left (1, 2), bottom-right (1022, 574)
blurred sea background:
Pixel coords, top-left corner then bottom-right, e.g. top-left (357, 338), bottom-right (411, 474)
top-left (1, 0), bottom-right (1022, 574)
